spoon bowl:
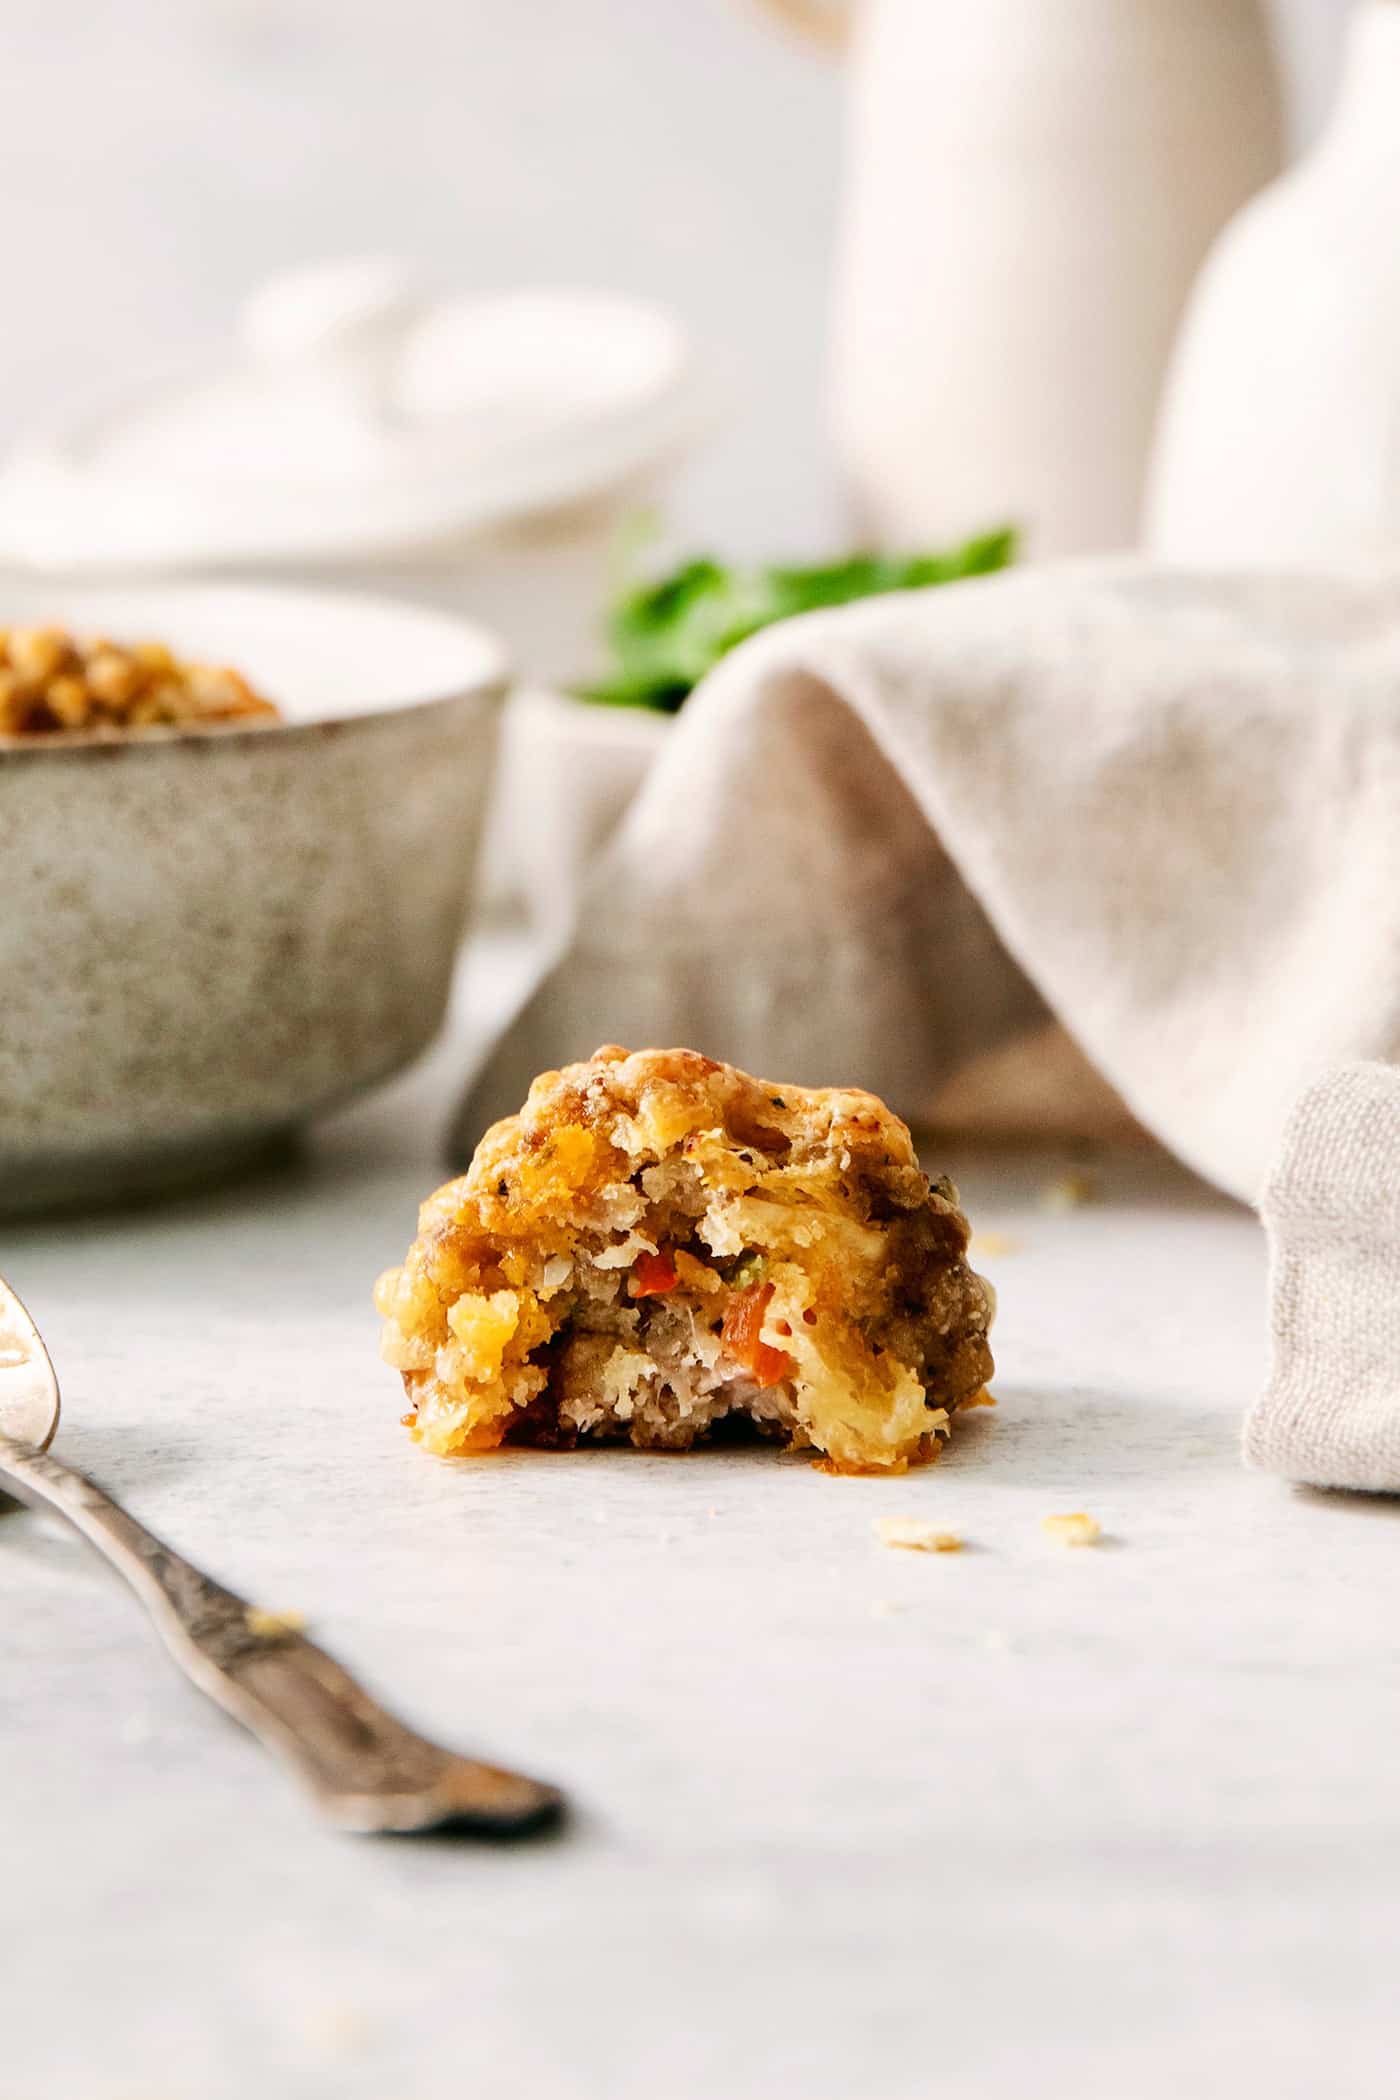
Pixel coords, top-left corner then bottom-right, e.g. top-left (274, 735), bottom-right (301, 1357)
top-left (0, 1277), bottom-right (60, 1451)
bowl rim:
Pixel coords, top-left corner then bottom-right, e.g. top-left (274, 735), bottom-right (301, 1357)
top-left (0, 577), bottom-right (511, 765)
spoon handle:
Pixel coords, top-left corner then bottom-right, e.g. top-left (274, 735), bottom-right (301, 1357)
top-left (0, 1434), bottom-right (560, 1836)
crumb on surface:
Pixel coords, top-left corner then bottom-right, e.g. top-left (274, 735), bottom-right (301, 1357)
top-left (875, 1516), bottom-right (964, 1554)
top-left (302, 2002), bottom-right (372, 2057)
top-left (1040, 1169), bottom-right (1099, 1213)
top-left (246, 1606), bottom-right (307, 1639)
top-left (1041, 1512), bottom-right (1102, 1547)
top-left (969, 1230), bottom-right (1020, 1259)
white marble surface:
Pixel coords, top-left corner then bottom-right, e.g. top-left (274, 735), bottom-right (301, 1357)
top-left (4, 963), bottom-right (1397, 2099)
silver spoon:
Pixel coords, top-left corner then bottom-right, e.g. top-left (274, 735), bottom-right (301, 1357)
top-left (0, 1274), bottom-right (562, 1837)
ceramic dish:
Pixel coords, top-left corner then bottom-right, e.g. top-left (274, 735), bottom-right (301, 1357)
top-left (0, 582), bottom-right (508, 1214)
top-left (482, 685), bottom-right (670, 937)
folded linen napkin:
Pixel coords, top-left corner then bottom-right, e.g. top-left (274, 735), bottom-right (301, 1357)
top-left (458, 561), bottom-right (1400, 1488)
top-left (461, 561), bottom-right (1400, 1204)
top-left (1247, 1064), bottom-right (1400, 1493)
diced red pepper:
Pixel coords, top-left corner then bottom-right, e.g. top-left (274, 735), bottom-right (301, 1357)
top-left (720, 1281), bottom-right (796, 1388)
top-left (630, 1249), bottom-right (679, 1298)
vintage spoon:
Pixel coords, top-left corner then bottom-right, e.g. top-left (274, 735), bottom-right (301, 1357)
top-left (0, 1274), bottom-right (561, 1837)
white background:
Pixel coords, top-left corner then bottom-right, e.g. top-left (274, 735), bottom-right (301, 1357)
top-left (0, 0), bottom-right (1355, 552)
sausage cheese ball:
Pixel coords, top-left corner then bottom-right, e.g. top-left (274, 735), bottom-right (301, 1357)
top-left (376, 1047), bottom-right (995, 1475)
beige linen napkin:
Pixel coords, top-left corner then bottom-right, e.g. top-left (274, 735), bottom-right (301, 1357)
top-left (461, 561), bottom-right (1400, 1208)
top-left (1246, 1064), bottom-right (1400, 1492)
top-left (460, 559), bottom-right (1400, 1487)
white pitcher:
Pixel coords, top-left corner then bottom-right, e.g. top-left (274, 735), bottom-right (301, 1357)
top-left (1147, 0), bottom-right (1400, 565)
top-left (759, 0), bottom-right (1283, 557)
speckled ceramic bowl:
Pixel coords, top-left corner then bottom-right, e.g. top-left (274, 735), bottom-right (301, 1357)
top-left (0, 582), bottom-right (508, 1213)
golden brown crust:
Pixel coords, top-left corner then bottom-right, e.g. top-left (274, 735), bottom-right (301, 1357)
top-left (376, 1046), bottom-right (995, 1474)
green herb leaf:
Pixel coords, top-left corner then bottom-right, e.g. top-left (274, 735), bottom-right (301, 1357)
top-left (578, 527), bottom-right (1017, 713)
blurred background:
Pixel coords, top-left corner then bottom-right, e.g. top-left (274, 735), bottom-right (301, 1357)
top-left (0, 0), bottom-right (1353, 560)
